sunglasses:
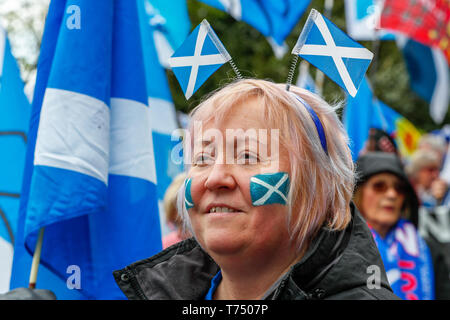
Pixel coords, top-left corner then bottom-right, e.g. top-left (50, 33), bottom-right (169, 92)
top-left (369, 180), bottom-right (407, 195)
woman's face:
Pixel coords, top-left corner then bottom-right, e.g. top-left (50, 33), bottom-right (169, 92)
top-left (360, 173), bottom-right (406, 234)
top-left (187, 97), bottom-right (293, 259)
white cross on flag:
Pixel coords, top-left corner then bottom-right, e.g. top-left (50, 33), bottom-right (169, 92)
top-left (293, 9), bottom-right (373, 97)
top-left (169, 19), bottom-right (231, 99)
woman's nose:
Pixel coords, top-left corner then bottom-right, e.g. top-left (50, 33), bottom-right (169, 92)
top-left (385, 186), bottom-right (400, 199)
top-left (204, 163), bottom-right (237, 191)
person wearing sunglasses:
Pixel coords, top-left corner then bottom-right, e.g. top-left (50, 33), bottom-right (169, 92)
top-left (353, 152), bottom-right (450, 300)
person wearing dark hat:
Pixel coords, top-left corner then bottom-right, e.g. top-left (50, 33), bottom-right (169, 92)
top-left (353, 152), bottom-right (450, 300)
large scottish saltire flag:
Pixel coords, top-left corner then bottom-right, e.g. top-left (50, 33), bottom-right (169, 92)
top-left (137, 0), bottom-right (188, 234)
top-left (10, 0), bottom-right (161, 299)
top-left (0, 26), bottom-right (30, 293)
top-left (198, 0), bottom-right (311, 48)
top-left (344, 77), bottom-right (422, 161)
top-left (169, 19), bottom-right (231, 100)
top-left (293, 9), bottom-right (373, 97)
top-left (397, 37), bottom-right (449, 124)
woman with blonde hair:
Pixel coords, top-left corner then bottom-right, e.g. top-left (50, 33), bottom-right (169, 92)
top-left (114, 79), bottom-right (397, 300)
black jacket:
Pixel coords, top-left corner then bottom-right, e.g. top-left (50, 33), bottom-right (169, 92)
top-left (113, 204), bottom-right (399, 300)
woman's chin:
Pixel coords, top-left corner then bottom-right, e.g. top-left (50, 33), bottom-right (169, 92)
top-left (202, 233), bottom-right (247, 256)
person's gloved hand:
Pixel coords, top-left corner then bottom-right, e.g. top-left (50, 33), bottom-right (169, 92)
top-left (0, 287), bottom-right (56, 300)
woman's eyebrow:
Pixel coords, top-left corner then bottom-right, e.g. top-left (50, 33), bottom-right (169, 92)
top-left (231, 135), bottom-right (268, 147)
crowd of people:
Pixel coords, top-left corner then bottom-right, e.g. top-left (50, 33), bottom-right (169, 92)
top-left (152, 81), bottom-right (450, 300)
top-left (3, 79), bottom-right (447, 300)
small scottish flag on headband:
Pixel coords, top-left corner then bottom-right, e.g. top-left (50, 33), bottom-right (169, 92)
top-left (169, 19), bottom-right (232, 99)
top-left (292, 9), bottom-right (373, 97)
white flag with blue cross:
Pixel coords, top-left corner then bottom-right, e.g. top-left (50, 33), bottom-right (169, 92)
top-left (292, 9), bottom-right (373, 97)
top-left (169, 19), bottom-right (231, 99)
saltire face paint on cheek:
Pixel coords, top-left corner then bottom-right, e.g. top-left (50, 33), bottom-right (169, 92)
top-left (184, 177), bottom-right (194, 210)
top-left (250, 172), bottom-right (290, 206)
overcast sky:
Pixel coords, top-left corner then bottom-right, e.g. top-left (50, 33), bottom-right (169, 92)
top-left (0, 0), bottom-right (50, 99)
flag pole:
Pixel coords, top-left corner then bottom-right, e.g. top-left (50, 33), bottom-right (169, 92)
top-left (286, 54), bottom-right (299, 91)
top-left (28, 227), bottom-right (44, 289)
top-left (229, 58), bottom-right (242, 79)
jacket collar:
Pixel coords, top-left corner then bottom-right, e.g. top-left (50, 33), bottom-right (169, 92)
top-left (114, 203), bottom-right (391, 300)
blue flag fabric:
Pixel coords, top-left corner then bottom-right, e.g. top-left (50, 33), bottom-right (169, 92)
top-left (0, 27), bottom-right (30, 245)
top-left (169, 19), bottom-right (231, 100)
top-left (344, 77), bottom-right (422, 161)
top-left (343, 76), bottom-right (373, 160)
top-left (398, 37), bottom-right (449, 124)
top-left (0, 27), bottom-right (31, 293)
top-left (198, 0), bottom-right (311, 46)
top-left (139, 0), bottom-right (190, 55)
top-left (344, 0), bottom-right (395, 41)
top-left (293, 9), bottom-right (373, 97)
top-left (296, 61), bottom-right (317, 94)
top-left (10, 0), bottom-right (161, 299)
top-left (137, 0), bottom-right (186, 203)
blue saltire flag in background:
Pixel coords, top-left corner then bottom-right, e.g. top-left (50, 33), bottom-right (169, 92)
top-left (169, 19), bottom-right (231, 100)
top-left (293, 9), bottom-right (373, 97)
top-left (11, 0), bottom-right (161, 299)
top-left (344, 0), bottom-right (395, 41)
top-left (137, 0), bottom-right (188, 235)
top-left (198, 0), bottom-right (311, 48)
top-left (344, 77), bottom-right (422, 161)
top-left (296, 60), bottom-right (317, 94)
top-left (0, 26), bottom-right (31, 293)
top-left (397, 36), bottom-right (449, 124)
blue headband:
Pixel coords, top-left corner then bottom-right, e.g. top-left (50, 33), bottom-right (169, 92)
top-left (292, 94), bottom-right (328, 155)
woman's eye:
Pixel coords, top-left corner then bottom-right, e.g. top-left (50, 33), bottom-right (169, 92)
top-left (193, 154), bottom-right (213, 166)
top-left (238, 152), bottom-right (259, 164)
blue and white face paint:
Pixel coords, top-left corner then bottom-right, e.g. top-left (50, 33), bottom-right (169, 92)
top-left (184, 177), bottom-right (194, 210)
top-left (250, 172), bottom-right (290, 206)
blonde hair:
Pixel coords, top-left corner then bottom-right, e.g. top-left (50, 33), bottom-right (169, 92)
top-left (405, 149), bottom-right (441, 178)
top-left (178, 79), bottom-right (354, 251)
top-left (163, 172), bottom-right (187, 228)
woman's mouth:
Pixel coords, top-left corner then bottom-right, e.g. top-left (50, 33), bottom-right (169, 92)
top-left (209, 206), bottom-right (239, 213)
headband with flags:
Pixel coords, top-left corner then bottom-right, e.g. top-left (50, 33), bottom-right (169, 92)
top-left (291, 9), bottom-right (373, 97)
top-left (169, 19), bottom-right (236, 100)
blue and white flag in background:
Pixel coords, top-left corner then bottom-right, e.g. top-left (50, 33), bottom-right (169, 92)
top-left (293, 9), bottom-right (373, 97)
top-left (397, 36), bottom-right (449, 124)
top-left (198, 0), bottom-right (311, 50)
top-left (344, 0), bottom-right (395, 41)
top-left (10, 0), bottom-right (161, 299)
top-left (169, 19), bottom-right (231, 100)
top-left (296, 60), bottom-right (317, 94)
top-left (137, 0), bottom-right (187, 235)
top-left (343, 76), bottom-right (373, 160)
top-left (0, 26), bottom-right (31, 293)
